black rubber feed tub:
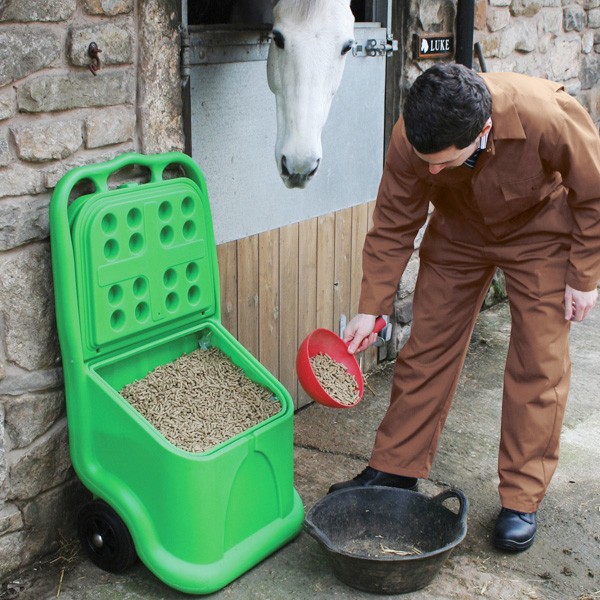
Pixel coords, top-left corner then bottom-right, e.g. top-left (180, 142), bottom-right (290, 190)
top-left (303, 487), bottom-right (468, 595)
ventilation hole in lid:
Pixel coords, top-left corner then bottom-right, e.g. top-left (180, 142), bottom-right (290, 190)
top-left (110, 309), bottom-right (126, 330)
top-left (135, 302), bottom-right (150, 322)
top-left (127, 207), bottom-right (142, 227)
top-left (104, 239), bottom-right (119, 260)
top-left (182, 220), bottom-right (196, 240)
top-left (133, 277), bottom-right (148, 297)
top-left (158, 201), bottom-right (173, 221)
top-left (108, 284), bottom-right (123, 305)
top-left (101, 213), bottom-right (117, 234)
top-left (163, 268), bottom-right (177, 288)
top-left (166, 292), bottom-right (179, 312)
top-left (188, 285), bottom-right (201, 305)
top-left (186, 262), bottom-right (199, 281)
top-left (181, 196), bottom-right (195, 215)
top-left (160, 225), bottom-right (174, 245)
top-left (129, 233), bottom-right (144, 254)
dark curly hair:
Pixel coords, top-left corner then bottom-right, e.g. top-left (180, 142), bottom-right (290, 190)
top-left (403, 63), bottom-right (492, 154)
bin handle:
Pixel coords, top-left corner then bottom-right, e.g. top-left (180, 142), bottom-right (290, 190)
top-left (432, 489), bottom-right (469, 525)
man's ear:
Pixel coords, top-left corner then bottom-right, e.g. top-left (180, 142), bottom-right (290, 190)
top-left (481, 117), bottom-right (493, 137)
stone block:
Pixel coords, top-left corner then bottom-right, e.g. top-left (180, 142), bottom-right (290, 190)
top-left (543, 0), bottom-right (561, 6)
top-left (514, 52), bottom-right (543, 75)
top-left (44, 145), bottom-right (134, 188)
top-left (17, 71), bottom-right (133, 114)
top-left (418, 0), bottom-right (456, 31)
top-left (583, 0), bottom-right (600, 8)
top-left (0, 504), bottom-right (23, 536)
top-left (515, 22), bottom-right (539, 51)
top-left (498, 23), bottom-right (537, 57)
top-left (83, 0), bottom-right (134, 15)
top-left (0, 368), bottom-right (64, 397)
top-left (0, 194), bottom-right (50, 251)
top-left (12, 120), bottom-right (82, 162)
top-left (479, 35), bottom-right (501, 57)
top-left (139, 0), bottom-right (184, 154)
top-left (0, 164), bottom-right (44, 197)
top-left (563, 5), bottom-right (587, 31)
top-left (490, 0), bottom-right (511, 7)
top-left (541, 7), bottom-right (565, 36)
top-left (475, 0), bottom-right (487, 29)
top-left (391, 323), bottom-right (412, 355)
top-left (564, 78), bottom-right (582, 95)
top-left (549, 37), bottom-right (581, 79)
top-left (0, 31), bottom-right (61, 88)
top-left (7, 419), bottom-right (72, 500)
top-left (487, 7), bottom-right (511, 31)
top-left (589, 7), bottom-right (600, 26)
top-left (0, 91), bottom-right (15, 121)
top-left (69, 24), bottom-right (133, 67)
top-left (394, 297), bottom-right (414, 324)
top-left (0, 134), bottom-right (9, 167)
top-left (0, 0), bottom-right (76, 22)
top-left (397, 254), bottom-right (420, 299)
top-left (0, 244), bottom-right (60, 371)
top-left (510, 0), bottom-right (543, 16)
top-left (583, 31), bottom-right (595, 53)
top-left (581, 54), bottom-right (600, 88)
top-left (0, 532), bottom-right (26, 579)
top-left (4, 390), bottom-right (65, 449)
top-left (85, 106), bottom-right (135, 148)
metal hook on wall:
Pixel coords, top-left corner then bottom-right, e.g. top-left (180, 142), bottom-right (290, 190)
top-left (88, 42), bottom-right (102, 76)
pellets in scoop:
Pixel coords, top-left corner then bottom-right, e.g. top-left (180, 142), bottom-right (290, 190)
top-left (120, 347), bottom-right (280, 453)
top-left (309, 352), bottom-right (360, 406)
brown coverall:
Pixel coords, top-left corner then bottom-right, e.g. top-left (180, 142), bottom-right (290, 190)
top-left (358, 72), bottom-right (600, 513)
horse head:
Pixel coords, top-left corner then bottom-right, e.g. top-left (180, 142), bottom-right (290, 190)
top-left (267, 0), bottom-right (355, 188)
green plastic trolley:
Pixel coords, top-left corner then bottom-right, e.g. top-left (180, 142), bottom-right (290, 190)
top-left (49, 152), bottom-right (304, 594)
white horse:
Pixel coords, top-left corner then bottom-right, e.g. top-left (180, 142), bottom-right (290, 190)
top-left (266, 0), bottom-right (355, 188)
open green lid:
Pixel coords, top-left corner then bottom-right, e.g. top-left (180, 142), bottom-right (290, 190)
top-left (50, 153), bottom-right (219, 362)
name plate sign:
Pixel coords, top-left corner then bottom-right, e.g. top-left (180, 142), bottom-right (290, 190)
top-left (413, 34), bottom-right (454, 59)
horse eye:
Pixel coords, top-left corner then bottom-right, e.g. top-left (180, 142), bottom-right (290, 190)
top-left (272, 30), bottom-right (285, 50)
top-left (341, 41), bottom-right (354, 56)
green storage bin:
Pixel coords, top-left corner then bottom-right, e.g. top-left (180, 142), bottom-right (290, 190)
top-left (50, 152), bottom-right (304, 594)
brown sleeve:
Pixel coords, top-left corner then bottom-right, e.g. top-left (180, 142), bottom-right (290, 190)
top-left (358, 117), bottom-right (430, 315)
top-left (551, 92), bottom-right (600, 291)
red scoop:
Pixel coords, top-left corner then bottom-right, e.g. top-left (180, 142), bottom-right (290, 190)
top-left (296, 317), bottom-right (387, 408)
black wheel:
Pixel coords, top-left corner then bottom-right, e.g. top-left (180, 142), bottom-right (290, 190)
top-left (77, 499), bottom-right (138, 573)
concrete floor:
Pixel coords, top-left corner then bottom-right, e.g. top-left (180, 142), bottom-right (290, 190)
top-left (4, 300), bottom-right (600, 600)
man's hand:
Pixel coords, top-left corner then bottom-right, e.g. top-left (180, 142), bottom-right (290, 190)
top-left (343, 314), bottom-right (378, 354)
top-left (565, 284), bottom-right (598, 322)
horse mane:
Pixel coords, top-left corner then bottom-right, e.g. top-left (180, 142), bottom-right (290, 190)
top-left (273, 0), bottom-right (343, 21)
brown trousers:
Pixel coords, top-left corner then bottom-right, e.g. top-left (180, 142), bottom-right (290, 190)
top-left (368, 214), bottom-right (572, 513)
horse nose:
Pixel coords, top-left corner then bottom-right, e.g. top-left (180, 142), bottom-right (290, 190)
top-left (281, 155), bottom-right (321, 188)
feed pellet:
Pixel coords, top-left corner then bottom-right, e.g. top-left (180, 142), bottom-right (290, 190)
top-left (309, 352), bottom-right (360, 405)
top-left (120, 347), bottom-right (280, 453)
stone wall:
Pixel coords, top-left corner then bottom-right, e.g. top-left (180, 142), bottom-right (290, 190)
top-left (0, 0), bottom-right (182, 579)
top-left (388, 0), bottom-right (600, 354)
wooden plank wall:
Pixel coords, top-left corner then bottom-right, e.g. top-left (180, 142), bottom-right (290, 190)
top-left (216, 201), bottom-right (377, 409)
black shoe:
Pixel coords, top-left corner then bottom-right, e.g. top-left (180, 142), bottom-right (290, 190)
top-left (328, 466), bottom-right (418, 494)
top-left (493, 507), bottom-right (537, 551)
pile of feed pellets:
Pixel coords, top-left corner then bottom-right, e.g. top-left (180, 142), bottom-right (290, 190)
top-left (309, 352), bottom-right (360, 405)
top-left (120, 347), bottom-right (280, 453)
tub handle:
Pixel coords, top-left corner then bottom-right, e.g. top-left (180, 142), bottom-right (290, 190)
top-left (433, 489), bottom-right (469, 525)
